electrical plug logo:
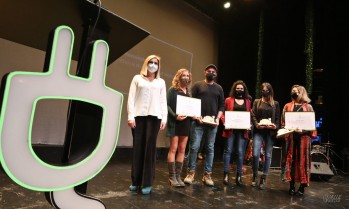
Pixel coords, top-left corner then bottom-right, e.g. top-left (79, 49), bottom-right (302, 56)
top-left (0, 25), bottom-right (123, 208)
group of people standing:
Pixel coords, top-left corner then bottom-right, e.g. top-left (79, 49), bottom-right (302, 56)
top-left (126, 55), bottom-right (316, 197)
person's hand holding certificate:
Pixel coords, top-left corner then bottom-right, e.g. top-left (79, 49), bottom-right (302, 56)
top-left (284, 112), bottom-right (316, 130)
top-left (176, 95), bottom-right (201, 117)
top-left (224, 111), bottom-right (250, 130)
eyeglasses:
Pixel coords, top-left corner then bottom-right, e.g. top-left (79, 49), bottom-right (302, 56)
top-left (261, 90), bottom-right (269, 93)
top-left (148, 61), bottom-right (158, 65)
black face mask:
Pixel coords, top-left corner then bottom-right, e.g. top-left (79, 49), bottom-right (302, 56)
top-left (262, 91), bottom-right (270, 97)
top-left (291, 92), bottom-right (298, 100)
top-left (235, 90), bottom-right (244, 98)
top-left (205, 73), bottom-right (216, 81)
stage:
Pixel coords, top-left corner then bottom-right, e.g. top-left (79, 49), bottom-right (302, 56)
top-left (1, 149), bottom-right (348, 209)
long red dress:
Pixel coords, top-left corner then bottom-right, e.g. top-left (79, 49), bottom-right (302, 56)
top-left (281, 102), bottom-right (316, 185)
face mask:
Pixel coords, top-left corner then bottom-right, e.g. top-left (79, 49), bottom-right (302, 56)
top-left (262, 91), bottom-right (270, 97)
top-left (180, 77), bottom-right (190, 84)
top-left (205, 73), bottom-right (216, 81)
top-left (235, 90), bottom-right (244, 98)
top-left (291, 92), bottom-right (298, 100)
top-left (147, 63), bottom-right (158, 73)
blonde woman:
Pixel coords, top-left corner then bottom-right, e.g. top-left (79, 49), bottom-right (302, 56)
top-left (166, 68), bottom-right (192, 187)
top-left (281, 85), bottom-right (316, 196)
top-left (127, 55), bottom-right (167, 195)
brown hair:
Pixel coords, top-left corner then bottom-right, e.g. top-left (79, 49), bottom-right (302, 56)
top-left (261, 82), bottom-right (275, 106)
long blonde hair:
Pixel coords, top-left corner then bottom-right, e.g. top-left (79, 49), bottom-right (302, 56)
top-left (172, 68), bottom-right (192, 91)
top-left (292, 85), bottom-right (311, 103)
top-left (140, 55), bottom-right (161, 78)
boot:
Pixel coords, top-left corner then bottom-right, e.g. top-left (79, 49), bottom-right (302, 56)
top-left (202, 171), bottom-right (214, 186)
top-left (251, 174), bottom-right (258, 187)
top-left (168, 162), bottom-right (180, 187)
top-left (280, 167), bottom-right (287, 182)
top-left (289, 180), bottom-right (295, 195)
top-left (236, 172), bottom-right (244, 186)
top-left (258, 175), bottom-right (267, 190)
top-left (175, 161), bottom-right (185, 187)
top-left (184, 170), bottom-right (195, 184)
top-left (295, 183), bottom-right (306, 196)
top-left (223, 171), bottom-right (229, 185)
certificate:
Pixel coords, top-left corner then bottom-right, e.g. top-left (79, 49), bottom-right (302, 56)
top-left (284, 112), bottom-right (316, 130)
top-left (176, 95), bottom-right (201, 117)
top-left (224, 111), bottom-right (250, 129)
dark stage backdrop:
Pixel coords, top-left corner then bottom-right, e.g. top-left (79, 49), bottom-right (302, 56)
top-left (217, 0), bottom-right (349, 168)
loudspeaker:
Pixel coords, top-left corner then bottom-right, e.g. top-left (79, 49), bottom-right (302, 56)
top-left (270, 146), bottom-right (282, 168)
top-left (311, 152), bottom-right (334, 180)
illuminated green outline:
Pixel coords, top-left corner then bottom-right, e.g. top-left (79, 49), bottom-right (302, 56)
top-left (0, 25), bottom-right (124, 191)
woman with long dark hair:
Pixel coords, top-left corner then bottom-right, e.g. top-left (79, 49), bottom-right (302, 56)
top-left (221, 80), bottom-right (252, 186)
top-left (251, 82), bottom-right (280, 190)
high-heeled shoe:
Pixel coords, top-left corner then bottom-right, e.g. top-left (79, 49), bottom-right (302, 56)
top-left (141, 186), bottom-right (152, 195)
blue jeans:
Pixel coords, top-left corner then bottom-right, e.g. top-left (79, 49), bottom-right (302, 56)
top-left (252, 131), bottom-right (274, 176)
top-left (187, 121), bottom-right (218, 172)
top-left (223, 131), bottom-right (248, 174)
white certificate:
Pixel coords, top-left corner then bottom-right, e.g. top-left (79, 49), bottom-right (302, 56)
top-left (176, 95), bottom-right (201, 117)
top-left (284, 112), bottom-right (316, 130)
top-left (224, 111), bottom-right (250, 129)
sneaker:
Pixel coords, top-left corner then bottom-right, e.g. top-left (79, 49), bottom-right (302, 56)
top-left (141, 186), bottom-right (152, 195)
top-left (184, 170), bottom-right (195, 184)
top-left (129, 185), bottom-right (138, 191)
top-left (202, 171), bottom-right (214, 186)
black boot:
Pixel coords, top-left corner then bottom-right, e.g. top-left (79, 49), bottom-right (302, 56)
top-left (295, 183), bottom-right (306, 196)
top-left (251, 174), bottom-right (258, 187)
top-left (289, 180), bottom-right (295, 195)
top-left (236, 172), bottom-right (244, 186)
top-left (258, 175), bottom-right (267, 190)
top-left (223, 171), bottom-right (229, 185)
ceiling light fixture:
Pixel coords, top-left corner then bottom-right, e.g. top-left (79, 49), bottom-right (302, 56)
top-left (224, 2), bottom-right (231, 9)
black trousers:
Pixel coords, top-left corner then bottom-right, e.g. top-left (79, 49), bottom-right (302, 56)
top-left (131, 116), bottom-right (161, 187)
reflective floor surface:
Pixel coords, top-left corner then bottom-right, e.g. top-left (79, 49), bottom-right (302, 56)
top-left (1, 149), bottom-right (349, 209)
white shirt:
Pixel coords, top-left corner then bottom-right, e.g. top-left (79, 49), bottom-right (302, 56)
top-left (127, 74), bottom-right (167, 123)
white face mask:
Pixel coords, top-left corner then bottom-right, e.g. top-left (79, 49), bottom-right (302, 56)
top-left (147, 62), bottom-right (159, 73)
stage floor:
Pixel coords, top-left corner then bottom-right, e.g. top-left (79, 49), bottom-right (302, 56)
top-left (1, 150), bottom-right (349, 209)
